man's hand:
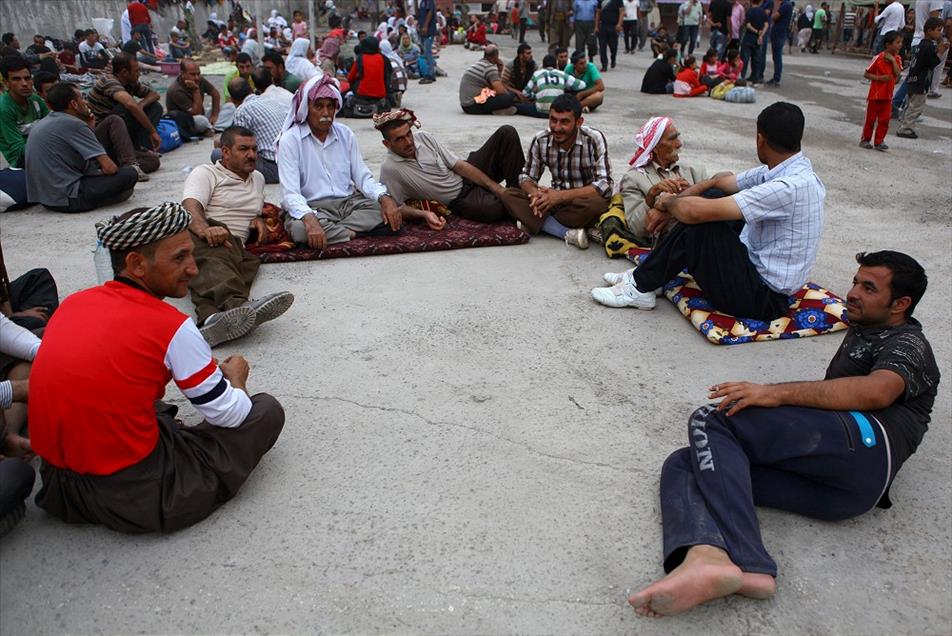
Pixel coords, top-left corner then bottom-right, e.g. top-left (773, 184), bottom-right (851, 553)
top-left (709, 382), bottom-right (782, 416)
top-left (10, 306), bottom-right (49, 323)
top-left (150, 129), bottom-right (162, 151)
top-left (209, 112), bottom-right (218, 125)
top-left (423, 210), bottom-right (447, 231)
top-left (644, 207), bottom-right (670, 235)
top-left (0, 433), bottom-right (33, 461)
top-left (645, 178), bottom-right (689, 208)
top-left (201, 225), bottom-right (232, 248)
top-left (250, 217), bottom-right (268, 242)
top-left (10, 379), bottom-right (28, 403)
top-left (380, 196), bottom-right (402, 231)
top-left (529, 187), bottom-right (561, 216)
top-left (220, 355), bottom-right (250, 392)
top-left (302, 213), bottom-right (327, 250)
top-left (184, 78), bottom-right (199, 91)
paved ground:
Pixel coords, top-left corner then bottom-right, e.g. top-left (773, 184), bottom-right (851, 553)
top-left (1, 32), bottom-right (950, 635)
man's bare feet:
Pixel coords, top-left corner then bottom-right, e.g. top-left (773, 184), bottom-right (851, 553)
top-left (737, 572), bottom-right (776, 599)
top-left (628, 545), bottom-right (744, 618)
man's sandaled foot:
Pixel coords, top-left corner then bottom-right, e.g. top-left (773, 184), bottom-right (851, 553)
top-left (628, 545), bottom-right (744, 618)
top-left (736, 572), bottom-right (776, 599)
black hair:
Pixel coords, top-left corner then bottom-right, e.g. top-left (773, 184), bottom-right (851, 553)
top-left (923, 16), bottom-right (944, 32)
top-left (1, 33), bottom-right (14, 46)
top-left (517, 42), bottom-right (532, 56)
top-left (32, 70), bottom-right (58, 92)
top-left (73, 29), bottom-right (86, 41)
top-left (570, 50), bottom-right (586, 64)
top-left (0, 56), bottom-right (29, 79)
top-left (725, 48), bottom-right (740, 63)
top-left (542, 54), bottom-right (557, 68)
top-left (549, 93), bottom-right (582, 119)
top-left (378, 118), bottom-right (411, 139)
top-left (554, 46), bottom-right (568, 56)
top-left (663, 48), bottom-right (679, 63)
top-left (882, 30), bottom-right (903, 46)
top-left (252, 66), bottom-right (273, 92)
top-left (262, 51), bottom-right (285, 67)
top-left (111, 52), bottom-right (136, 76)
top-left (227, 77), bottom-right (252, 103)
top-left (220, 125), bottom-right (256, 148)
top-left (45, 82), bottom-right (80, 112)
top-left (236, 52), bottom-right (252, 65)
top-left (855, 251), bottom-right (928, 318)
top-left (703, 48), bottom-right (718, 63)
top-left (85, 28), bottom-right (97, 37)
top-left (756, 101), bottom-right (803, 153)
top-left (682, 54), bottom-right (696, 69)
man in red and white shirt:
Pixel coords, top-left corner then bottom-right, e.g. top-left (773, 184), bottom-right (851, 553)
top-left (30, 203), bottom-right (285, 533)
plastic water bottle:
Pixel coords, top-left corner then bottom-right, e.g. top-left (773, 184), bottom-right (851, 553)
top-left (181, 164), bottom-right (193, 175)
top-left (94, 241), bottom-right (112, 285)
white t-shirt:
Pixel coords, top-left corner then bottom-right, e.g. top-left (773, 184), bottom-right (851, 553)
top-left (876, 1), bottom-right (907, 35)
top-left (182, 161), bottom-right (265, 242)
top-left (623, 0), bottom-right (639, 20)
top-left (912, 0), bottom-right (945, 46)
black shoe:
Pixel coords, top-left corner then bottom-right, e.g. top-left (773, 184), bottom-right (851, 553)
top-left (600, 66), bottom-right (607, 72)
top-left (895, 130), bottom-right (918, 139)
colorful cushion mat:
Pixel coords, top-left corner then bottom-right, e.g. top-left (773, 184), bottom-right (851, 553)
top-left (626, 247), bottom-right (849, 345)
top-left (255, 215), bottom-right (529, 263)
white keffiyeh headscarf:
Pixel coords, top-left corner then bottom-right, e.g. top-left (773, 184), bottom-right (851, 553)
top-left (285, 37), bottom-right (321, 81)
top-left (629, 116), bottom-right (673, 170)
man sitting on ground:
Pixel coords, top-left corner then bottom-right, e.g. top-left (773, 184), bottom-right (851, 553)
top-left (183, 126), bottom-right (295, 348)
top-left (165, 59), bottom-right (221, 137)
top-left (262, 50), bottom-right (303, 93)
top-left (32, 71), bottom-right (58, 102)
top-left (593, 102), bottom-right (824, 320)
top-left (0, 57), bottom-right (49, 169)
top-left (277, 76), bottom-right (403, 250)
top-left (599, 116), bottom-right (707, 252)
top-left (223, 52), bottom-right (257, 101)
top-left (376, 109), bottom-right (525, 223)
top-left (459, 44), bottom-right (518, 115)
top-left (30, 203), bottom-right (286, 534)
top-left (521, 53), bottom-right (587, 117)
top-left (87, 53), bottom-right (163, 154)
top-left (565, 50), bottom-right (605, 111)
top-left (25, 82), bottom-right (139, 213)
top-left (502, 43), bottom-right (538, 93)
top-left (500, 94), bottom-right (613, 249)
top-left (629, 251), bottom-right (939, 618)
top-left (213, 69), bottom-right (292, 184)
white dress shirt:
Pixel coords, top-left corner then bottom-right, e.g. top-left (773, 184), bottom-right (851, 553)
top-left (875, 1), bottom-right (907, 34)
top-left (277, 121), bottom-right (389, 219)
top-left (732, 152), bottom-right (826, 295)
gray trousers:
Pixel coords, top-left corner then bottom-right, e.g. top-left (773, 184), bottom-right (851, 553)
top-left (285, 192), bottom-right (384, 245)
top-left (897, 93), bottom-right (926, 134)
top-left (575, 20), bottom-right (597, 58)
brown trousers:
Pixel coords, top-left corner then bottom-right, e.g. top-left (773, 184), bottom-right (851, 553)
top-left (499, 188), bottom-right (610, 234)
top-left (188, 219), bottom-right (261, 324)
top-left (94, 115), bottom-right (160, 173)
top-left (35, 394), bottom-right (285, 534)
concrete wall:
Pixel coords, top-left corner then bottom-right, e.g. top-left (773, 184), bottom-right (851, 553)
top-left (0, 0), bottom-right (318, 47)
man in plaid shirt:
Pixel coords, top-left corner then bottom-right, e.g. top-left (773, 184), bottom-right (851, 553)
top-left (500, 94), bottom-right (612, 250)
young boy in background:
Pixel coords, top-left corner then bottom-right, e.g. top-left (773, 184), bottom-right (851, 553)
top-left (896, 17), bottom-right (949, 139)
top-left (861, 30), bottom-right (902, 151)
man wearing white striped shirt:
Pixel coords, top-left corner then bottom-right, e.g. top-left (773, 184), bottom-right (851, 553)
top-left (501, 94), bottom-right (612, 249)
top-left (594, 102), bottom-right (825, 321)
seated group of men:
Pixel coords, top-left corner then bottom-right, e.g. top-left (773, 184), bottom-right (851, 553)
top-left (0, 49), bottom-right (942, 624)
top-left (458, 43), bottom-right (605, 116)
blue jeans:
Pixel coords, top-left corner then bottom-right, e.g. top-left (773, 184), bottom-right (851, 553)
top-left (132, 23), bottom-right (154, 54)
top-left (872, 30), bottom-right (885, 54)
top-left (770, 37), bottom-right (784, 82)
top-left (660, 405), bottom-right (895, 576)
top-left (710, 30), bottom-right (728, 58)
top-left (891, 44), bottom-right (917, 112)
top-left (681, 24), bottom-right (699, 54)
top-left (754, 39), bottom-right (768, 81)
top-left (421, 35), bottom-right (435, 80)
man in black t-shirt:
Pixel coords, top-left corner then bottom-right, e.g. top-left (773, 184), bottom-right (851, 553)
top-left (707, 0), bottom-right (732, 57)
top-left (628, 250), bottom-right (940, 618)
top-left (596, 0), bottom-right (625, 72)
top-left (640, 49), bottom-right (677, 93)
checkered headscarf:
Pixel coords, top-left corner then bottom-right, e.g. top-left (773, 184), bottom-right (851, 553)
top-left (95, 202), bottom-right (192, 251)
top-left (372, 108), bottom-right (421, 131)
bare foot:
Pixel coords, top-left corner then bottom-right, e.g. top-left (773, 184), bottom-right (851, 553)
top-left (737, 572), bottom-right (776, 599)
top-left (628, 545), bottom-right (744, 618)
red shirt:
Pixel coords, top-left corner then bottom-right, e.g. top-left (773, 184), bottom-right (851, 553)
top-left (127, 1), bottom-right (151, 26)
top-left (30, 281), bottom-right (250, 475)
top-left (866, 52), bottom-right (901, 101)
top-left (348, 53), bottom-right (388, 98)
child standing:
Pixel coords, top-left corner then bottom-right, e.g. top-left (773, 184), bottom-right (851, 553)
top-left (896, 17), bottom-right (950, 139)
top-left (861, 30), bottom-right (902, 151)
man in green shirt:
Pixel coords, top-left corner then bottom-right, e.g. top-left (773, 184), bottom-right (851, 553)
top-left (222, 53), bottom-right (256, 100)
top-left (0, 57), bottom-right (49, 168)
top-left (261, 51), bottom-right (302, 93)
top-left (809, 2), bottom-right (828, 53)
top-left (564, 50), bottom-right (605, 111)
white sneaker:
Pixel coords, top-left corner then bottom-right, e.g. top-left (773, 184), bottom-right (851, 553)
top-left (564, 228), bottom-right (589, 249)
top-left (591, 280), bottom-right (656, 309)
top-left (603, 268), bottom-right (635, 285)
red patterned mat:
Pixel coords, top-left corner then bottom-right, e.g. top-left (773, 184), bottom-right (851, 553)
top-left (254, 215), bottom-right (530, 263)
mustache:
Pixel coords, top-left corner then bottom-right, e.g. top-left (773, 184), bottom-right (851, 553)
top-left (319, 117), bottom-right (333, 123)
